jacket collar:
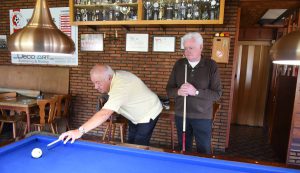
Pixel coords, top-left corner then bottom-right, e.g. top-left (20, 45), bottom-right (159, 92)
top-left (185, 57), bottom-right (205, 68)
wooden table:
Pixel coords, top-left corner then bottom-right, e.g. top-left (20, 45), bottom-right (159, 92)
top-left (0, 97), bottom-right (37, 133)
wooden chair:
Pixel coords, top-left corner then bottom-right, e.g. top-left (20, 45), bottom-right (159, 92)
top-left (23, 97), bottom-right (58, 134)
top-left (211, 102), bottom-right (221, 154)
top-left (54, 94), bottom-right (71, 132)
top-left (0, 92), bottom-right (23, 139)
top-left (102, 115), bottom-right (127, 143)
top-left (97, 94), bottom-right (127, 143)
top-left (0, 109), bottom-right (24, 139)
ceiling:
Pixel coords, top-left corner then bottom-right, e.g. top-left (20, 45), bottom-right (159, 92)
top-left (239, 0), bottom-right (300, 28)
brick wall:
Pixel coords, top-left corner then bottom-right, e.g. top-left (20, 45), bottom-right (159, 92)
top-left (0, 0), bottom-right (238, 151)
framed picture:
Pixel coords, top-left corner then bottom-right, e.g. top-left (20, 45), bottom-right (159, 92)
top-left (153, 36), bottom-right (175, 52)
top-left (126, 33), bottom-right (149, 52)
top-left (81, 34), bottom-right (104, 51)
top-left (0, 35), bottom-right (7, 50)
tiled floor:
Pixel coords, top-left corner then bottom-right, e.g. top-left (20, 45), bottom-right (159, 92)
top-left (215, 124), bottom-right (281, 163)
top-left (0, 124), bottom-right (282, 163)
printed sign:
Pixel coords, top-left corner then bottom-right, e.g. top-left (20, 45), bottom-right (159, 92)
top-left (212, 37), bottom-right (230, 63)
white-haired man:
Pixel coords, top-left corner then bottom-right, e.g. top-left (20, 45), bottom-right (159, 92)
top-left (60, 64), bottom-right (162, 146)
top-left (166, 32), bottom-right (222, 154)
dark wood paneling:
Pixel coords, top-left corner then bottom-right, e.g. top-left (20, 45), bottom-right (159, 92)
top-left (239, 0), bottom-right (300, 28)
top-left (0, 65), bottom-right (69, 94)
top-left (270, 76), bottom-right (297, 162)
top-left (239, 28), bottom-right (274, 41)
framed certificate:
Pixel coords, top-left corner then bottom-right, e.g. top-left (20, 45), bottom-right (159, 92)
top-left (126, 33), bottom-right (149, 52)
top-left (153, 36), bottom-right (176, 52)
top-left (81, 34), bottom-right (104, 51)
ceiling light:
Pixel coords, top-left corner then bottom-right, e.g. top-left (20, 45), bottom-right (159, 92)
top-left (7, 0), bottom-right (75, 56)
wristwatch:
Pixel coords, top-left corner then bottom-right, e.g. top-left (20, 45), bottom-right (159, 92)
top-left (78, 126), bottom-right (86, 135)
top-left (195, 90), bottom-right (199, 96)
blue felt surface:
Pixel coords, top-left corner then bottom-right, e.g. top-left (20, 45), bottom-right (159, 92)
top-left (0, 135), bottom-right (299, 173)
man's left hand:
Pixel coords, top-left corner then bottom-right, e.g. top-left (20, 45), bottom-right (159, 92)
top-left (181, 83), bottom-right (197, 96)
top-left (59, 129), bottom-right (83, 144)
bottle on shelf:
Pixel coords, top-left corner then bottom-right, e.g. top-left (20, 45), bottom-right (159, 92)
top-left (165, 2), bottom-right (174, 20)
top-left (75, 8), bottom-right (82, 21)
top-left (158, 0), bottom-right (165, 20)
top-left (192, 0), bottom-right (200, 20)
top-left (144, 0), bottom-right (153, 20)
top-left (186, 1), bottom-right (193, 20)
top-left (153, 1), bottom-right (159, 20)
top-left (201, 0), bottom-right (209, 20)
top-left (179, 0), bottom-right (187, 20)
top-left (113, 5), bottom-right (121, 20)
top-left (210, 0), bottom-right (217, 20)
top-left (173, 0), bottom-right (181, 20)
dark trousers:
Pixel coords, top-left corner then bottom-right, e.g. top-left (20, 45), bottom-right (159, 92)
top-left (175, 116), bottom-right (212, 154)
top-left (127, 116), bottom-right (159, 146)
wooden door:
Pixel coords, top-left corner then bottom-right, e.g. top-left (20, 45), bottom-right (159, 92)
top-left (231, 41), bottom-right (271, 126)
top-left (271, 76), bottom-right (296, 161)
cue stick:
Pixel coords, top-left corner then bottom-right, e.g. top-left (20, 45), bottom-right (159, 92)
top-left (182, 64), bottom-right (187, 152)
top-left (47, 139), bottom-right (61, 147)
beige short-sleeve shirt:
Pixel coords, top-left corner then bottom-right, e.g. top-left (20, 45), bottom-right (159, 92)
top-left (103, 70), bottom-right (162, 124)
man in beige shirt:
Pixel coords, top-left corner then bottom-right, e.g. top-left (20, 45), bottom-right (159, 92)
top-left (59, 64), bottom-right (162, 146)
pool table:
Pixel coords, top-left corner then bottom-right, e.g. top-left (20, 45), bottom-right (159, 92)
top-left (0, 134), bottom-right (299, 173)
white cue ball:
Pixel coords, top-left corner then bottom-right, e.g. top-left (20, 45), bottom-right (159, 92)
top-left (31, 148), bottom-right (43, 158)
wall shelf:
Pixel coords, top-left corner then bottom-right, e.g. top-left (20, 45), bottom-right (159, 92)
top-left (69, 0), bottom-right (225, 26)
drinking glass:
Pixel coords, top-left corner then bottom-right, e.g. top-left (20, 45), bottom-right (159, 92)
top-left (120, 7), bottom-right (131, 20)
